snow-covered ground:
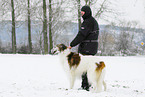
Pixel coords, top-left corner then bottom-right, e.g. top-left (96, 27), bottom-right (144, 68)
top-left (0, 54), bottom-right (145, 97)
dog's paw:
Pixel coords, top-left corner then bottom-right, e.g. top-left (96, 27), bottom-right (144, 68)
top-left (95, 90), bottom-right (102, 93)
top-left (58, 88), bottom-right (69, 91)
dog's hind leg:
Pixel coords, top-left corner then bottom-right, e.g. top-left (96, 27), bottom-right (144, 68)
top-left (103, 80), bottom-right (107, 91)
top-left (69, 71), bottom-right (75, 89)
top-left (96, 73), bottom-right (103, 93)
top-left (96, 80), bottom-right (103, 93)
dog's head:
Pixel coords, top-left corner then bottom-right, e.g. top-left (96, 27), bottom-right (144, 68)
top-left (51, 44), bottom-right (67, 54)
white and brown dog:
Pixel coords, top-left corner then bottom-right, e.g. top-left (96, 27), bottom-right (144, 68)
top-left (52, 44), bottom-right (106, 93)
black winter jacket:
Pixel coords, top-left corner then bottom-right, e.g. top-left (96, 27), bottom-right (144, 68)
top-left (70, 6), bottom-right (99, 55)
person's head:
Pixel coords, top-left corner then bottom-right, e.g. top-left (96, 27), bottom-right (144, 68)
top-left (81, 5), bottom-right (92, 19)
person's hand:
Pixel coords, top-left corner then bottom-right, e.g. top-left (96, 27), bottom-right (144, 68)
top-left (68, 46), bottom-right (72, 49)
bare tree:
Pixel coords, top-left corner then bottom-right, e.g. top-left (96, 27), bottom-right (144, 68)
top-left (48, 0), bottom-right (66, 53)
top-left (68, 0), bottom-right (119, 33)
top-left (11, 0), bottom-right (16, 54)
top-left (43, 0), bottom-right (48, 54)
top-left (76, 0), bottom-right (81, 30)
top-left (27, 0), bottom-right (32, 53)
top-left (99, 25), bottom-right (115, 55)
top-left (27, 0), bottom-right (66, 54)
top-left (116, 20), bottom-right (139, 55)
top-left (84, 0), bottom-right (98, 6)
top-left (48, 0), bottom-right (53, 54)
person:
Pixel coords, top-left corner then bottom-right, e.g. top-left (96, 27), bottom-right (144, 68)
top-left (68, 5), bottom-right (99, 91)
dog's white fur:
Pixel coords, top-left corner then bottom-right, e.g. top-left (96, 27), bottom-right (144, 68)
top-left (54, 47), bottom-right (106, 93)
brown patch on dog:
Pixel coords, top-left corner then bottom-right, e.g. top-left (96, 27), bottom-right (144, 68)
top-left (96, 61), bottom-right (106, 72)
top-left (67, 52), bottom-right (81, 69)
top-left (57, 44), bottom-right (67, 52)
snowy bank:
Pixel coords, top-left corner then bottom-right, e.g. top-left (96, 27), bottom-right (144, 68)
top-left (0, 54), bottom-right (145, 97)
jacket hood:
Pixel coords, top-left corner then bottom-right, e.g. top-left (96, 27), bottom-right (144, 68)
top-left (81, 5), bottom-right (92, 20)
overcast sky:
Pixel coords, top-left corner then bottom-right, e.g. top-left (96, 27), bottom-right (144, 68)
top-left (99, 0), bottom-right (145, 28)
top-left (119, 0), bottom-right (144, 26)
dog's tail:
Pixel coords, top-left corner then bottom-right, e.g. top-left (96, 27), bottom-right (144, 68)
top-left (95, 61), bottom-right (106, 80)
top-left (96, 61), bottom-right (105, 72)
top-left (96, 61), bottom-right (106, 91)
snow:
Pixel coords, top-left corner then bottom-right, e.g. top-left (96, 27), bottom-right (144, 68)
top-left (0, 54), bottom-right (145, 97)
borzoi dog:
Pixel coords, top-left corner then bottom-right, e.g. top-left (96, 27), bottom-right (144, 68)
top-left (52, 44), bottom-right (106, 93)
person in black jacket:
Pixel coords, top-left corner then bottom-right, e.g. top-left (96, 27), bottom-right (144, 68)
top-left (68, 5), bottom-right (99, 91)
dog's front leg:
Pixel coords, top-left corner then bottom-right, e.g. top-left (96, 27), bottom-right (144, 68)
top-left (69, 71), bottom-right (75, 89)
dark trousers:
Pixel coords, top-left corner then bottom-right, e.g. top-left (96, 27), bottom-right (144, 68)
top-left (81, 72), bottom-right (91, 91)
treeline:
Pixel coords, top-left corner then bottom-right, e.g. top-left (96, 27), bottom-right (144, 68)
top-left (0, 21), bottom-right (144, 56)
top-left (0, 0), bottom-right (120, 54)
top-left (0, 0), bottom-right (144, 55)
top-left (98, 22), bottom-right (145, 56)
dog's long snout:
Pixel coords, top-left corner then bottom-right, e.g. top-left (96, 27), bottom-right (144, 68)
top-left (51, 49), bottom-right (56, 54)
top-left (51, 47), bottom-right (59, 54)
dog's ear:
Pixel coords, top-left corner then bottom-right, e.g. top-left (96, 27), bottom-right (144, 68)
top-left (96, 62), bottom-right (100, 67)
top-left (57, 44), bottom-right (67, 52)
